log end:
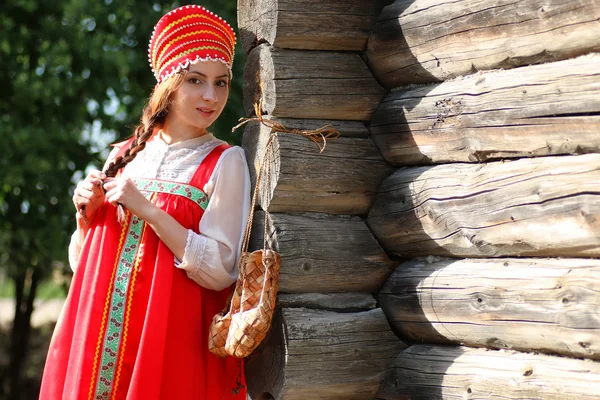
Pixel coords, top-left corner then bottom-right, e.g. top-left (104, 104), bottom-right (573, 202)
top-left (245, 309), bottom-right (285, 399)
top-left (247, 308), bottom-right (407, 399)
top-left (238, 0), bottom-right (277, 54)
top-left (243, 44), bottom-right (275, 117)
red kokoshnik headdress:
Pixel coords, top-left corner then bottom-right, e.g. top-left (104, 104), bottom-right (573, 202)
top-left (148, 5), bottom-right (236, 84)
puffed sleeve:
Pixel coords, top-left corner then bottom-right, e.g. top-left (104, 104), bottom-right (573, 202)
top-left (68, 145), bottom-right (121, 272)
top-left (175, 146), bottom-right (252, 291)
top-left (68, 229), bottom-right (84, 272)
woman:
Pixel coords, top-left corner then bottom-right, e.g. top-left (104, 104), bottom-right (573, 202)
top-left (40, 5), bottom-right (250, 399)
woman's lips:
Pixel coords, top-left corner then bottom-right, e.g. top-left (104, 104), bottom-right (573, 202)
top-left (197, 108), bottom-right (215, 118)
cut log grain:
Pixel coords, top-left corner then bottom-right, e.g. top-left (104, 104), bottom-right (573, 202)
top-left (367, 0), bottom-right (600, 87)
top-left (376, 344), bottom-right (600, 400)
top-left (379, 258), bottom-right (600, 360)
top-left (250, 211), bottom-right (396, 293)
top-left (278, 293), bottom-right (377, 312)
top-left (242, 120), bottom-right (393, 215)
top-left (245, 308), bottom-right (407, 400)
top-left (243, 44), bottom-right (386, 121)
top-left (238, 0), bottom-right (393, 53)
top-left (367, 154), bottom-right (600, 258)
top-left (370, 54), bottom-right (600, 165)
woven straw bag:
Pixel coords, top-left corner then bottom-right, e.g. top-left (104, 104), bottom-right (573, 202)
top-left (208, 133), bottom-right (281, 358)
top-left (208, 101), bottom-right (339, 358)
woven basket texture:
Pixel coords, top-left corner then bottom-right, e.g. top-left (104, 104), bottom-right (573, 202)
top-left (208, 249), bottom-right (280, 358)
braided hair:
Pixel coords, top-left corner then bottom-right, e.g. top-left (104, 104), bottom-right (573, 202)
top-left (105, 71), bottom-right (187, 178)
top-left (83, 71), bottom-right (187, 223)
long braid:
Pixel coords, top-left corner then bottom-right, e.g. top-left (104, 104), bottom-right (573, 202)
top-left (78, 71), bottom-right (186, 224)
top-left (104, 113), bottom-right (163, 178)
top-left (105, 70), bottom-right (186, 178)
top-left (105, 112), bottom-right (164, 223)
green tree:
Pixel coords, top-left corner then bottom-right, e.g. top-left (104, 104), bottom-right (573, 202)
top-left (0, 0), bottom-right (244, 397)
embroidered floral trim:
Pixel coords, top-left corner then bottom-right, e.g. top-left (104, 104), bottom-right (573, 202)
top-left (112, 193), bottom-right (155, 395)
top-left (134, 178), bottom-right (209, 210)
top-left (88, 219), bottom-right (129, 400)
top-left (93, 213), bottom-right (145, 400)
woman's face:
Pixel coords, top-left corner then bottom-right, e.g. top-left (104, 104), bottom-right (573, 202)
top-left (169, 60), bottom-right (230, 133)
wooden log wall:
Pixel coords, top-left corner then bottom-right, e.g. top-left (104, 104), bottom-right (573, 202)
top-left (367, 154), bottom-right (600, 258)
top-left (250, 211), bottom-right (396, 293)
top-left (379, 258), bottom-right (600, 360)
top-left (245, 308), bottom-right (407, 400)
top-left (377, 345), bottom-right (600, 400)
top-left (367, 0), bottom-right (600, 87)
top-left (243, 44), bottom-right (386, 120)
top-left (240, 0), bottom-right (600, 397)
top-left (370, 54), bottom-right (600, 165)
top-left (238, 1), bottom-right (402, 399)
top-left (363, 0), bottom-right (600, 398)
top-left (238, 0), bottom-right (394, 52)
top-left (242, 120), bottom-right (392, 215)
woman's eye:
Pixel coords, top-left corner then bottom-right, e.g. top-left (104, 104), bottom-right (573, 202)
top-left (216, 80), bottom-right (228, 87)
top-left (189, 78), bottom-right (202, 84)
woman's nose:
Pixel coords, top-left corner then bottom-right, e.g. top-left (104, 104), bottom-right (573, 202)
top-left (202, 85), bottom-right (218, 103)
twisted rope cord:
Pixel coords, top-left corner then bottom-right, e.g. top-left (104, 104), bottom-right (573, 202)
top-left (232, 99), bottom-right (341, 153)
top-left (234, 100), bottom-right (341, 310)
top-left (235, 99), bottom-right (341, 257)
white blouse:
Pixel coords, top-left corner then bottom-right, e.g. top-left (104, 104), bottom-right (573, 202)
top-left (68, 133), bottom-right (252, 291)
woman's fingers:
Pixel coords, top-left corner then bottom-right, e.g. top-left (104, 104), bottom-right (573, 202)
top-left (101, 178), bottom-right (117, 191)
top-left (84, 170), bottom-right (106, 190)
top-left (74, 185), bottom-right (92, 201)
top-left (104, 188), bottom-right (117, 206)
top-left (76, 181), bottom-right (102, 198)
top-left (87, 170), bottom-right (106, 181)
top-left (74, 178), bottom-right (106, 209)
top-left (72, 171), bottom-right (109, 222)
top-left (82, 180), bottom-right (101, 193)
top-left (103, 179), bottom-right (123, 206)
top-left (103, 178), bottom-right (144, 209)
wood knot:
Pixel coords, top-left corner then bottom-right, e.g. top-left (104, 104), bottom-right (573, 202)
top-left (523, 368), bottom-right (533, 376)
top-left (487, 337), bottom-right (507, 348)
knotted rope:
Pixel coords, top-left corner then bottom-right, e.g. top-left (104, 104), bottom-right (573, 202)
top-left (231, 99), bottom-right (340, 153)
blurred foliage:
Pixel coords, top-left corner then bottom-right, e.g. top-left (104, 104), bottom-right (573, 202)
top-left (0, 0), bottom-right (244, 397)
top-left (0, 0), bottom-right (245, 276)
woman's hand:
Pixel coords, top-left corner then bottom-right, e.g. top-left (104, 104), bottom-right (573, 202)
top-left (73, 170), bottom-right (106, 224)
top-left (102, 177), bottom-right (155, 220)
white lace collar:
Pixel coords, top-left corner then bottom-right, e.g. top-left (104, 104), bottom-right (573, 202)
top-left (151, 130), bottom-right (218, 151)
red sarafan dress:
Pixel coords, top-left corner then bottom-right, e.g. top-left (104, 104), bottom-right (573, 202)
top-left (40, 143), bottom-right (246, 400)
